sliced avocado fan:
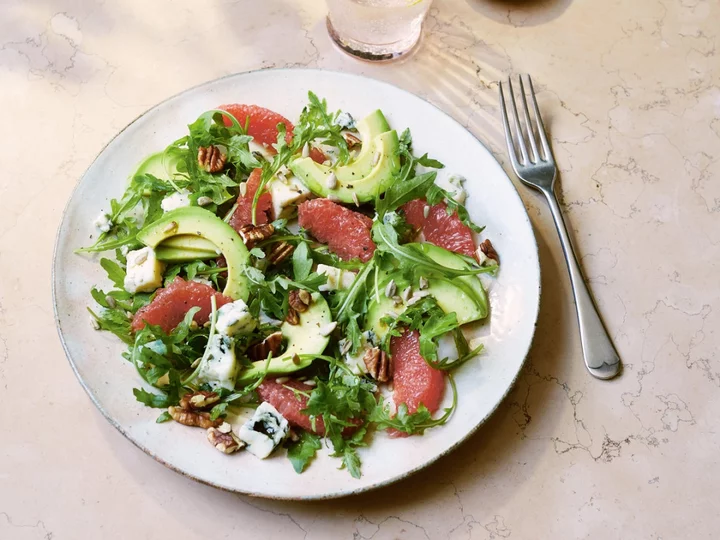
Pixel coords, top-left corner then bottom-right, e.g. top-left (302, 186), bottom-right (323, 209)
top-left (289, 109), bottom-right (401, 204)
top-left (136, 206), bottom-right (250, 301)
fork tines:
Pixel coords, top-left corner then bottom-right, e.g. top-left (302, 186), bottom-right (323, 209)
top-left (499, 75), bottom-right (554, 169)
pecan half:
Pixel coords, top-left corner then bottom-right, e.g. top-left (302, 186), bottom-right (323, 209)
top-left (363, 347), bottom-right (392, 382)
top-left (267, 241), bottom-right (294, 265)
top-left (207, 425), bottom-right (244, 454)
top-left (288, 289), bottom-right (312, 313)
top-left (247, 331), bottom-right (283, 361)
top-left (168, 406), bottom-right (222, 429)
top-left (479, 239), bottom-right (499, 262)
top-left (285, 307), bottom-right (300, 326)
top-left (197, 145), bottom-right (227, 173)
top-left (344, 132), bottom-right (362, 148)
top-left (238, 223), bottom-right (275, 249)
top-left (179, 391), bottom-right (220, 411)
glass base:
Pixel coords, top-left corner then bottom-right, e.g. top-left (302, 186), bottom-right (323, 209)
top-left (326, 16), bottom-right (421, 62)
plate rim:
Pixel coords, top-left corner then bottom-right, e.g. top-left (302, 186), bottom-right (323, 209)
top-left (52, 67), bottom-right (540, 500)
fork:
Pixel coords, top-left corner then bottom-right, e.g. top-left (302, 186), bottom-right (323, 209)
top-left (498, 75), bottom-right (621, 380)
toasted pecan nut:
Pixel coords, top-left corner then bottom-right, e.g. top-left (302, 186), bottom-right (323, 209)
top-left (479, 239), bottom-right (499, 262)
top-left (288, 289), bottom-right (312, 313)
top-left (344, 132), bottom-right (362, 148)
top-left (168, 406), bottom-right (222, 429)
top-left (285, 307), bottom-right (300, 326)
top-left (179, 391), bottom-right (220, 411)
top-left (197, 145), bottom-right (227, 173)
top-left (207, 425), bottom-right (244, 454)
top-left (238, 223), bottom-right (275, 248)
top-left (363, 347), bottom-right (392, 382)
top-left (247, 331), bottom-right (283, 361)
top-left (267, 241), bottom-right (294, 265)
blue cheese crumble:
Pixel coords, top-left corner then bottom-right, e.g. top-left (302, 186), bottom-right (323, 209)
top-left (238, 402), bottom-right (290, 459)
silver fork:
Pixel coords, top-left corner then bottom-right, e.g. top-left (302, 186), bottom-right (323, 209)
top-left (499, 75), bottom-right (621, 380)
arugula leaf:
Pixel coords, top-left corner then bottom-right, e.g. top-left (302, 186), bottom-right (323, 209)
top-left (164, 260), bottom-right (225, 287)
top-left (305, 92), bottom-right (350, 165)
top-left (171, 307), bottom-right (201, 345)
top-left (453, 327), bottom-right (470, 359)
top-left (418, 311), bottom-right (460, 363)
top-left (342, 446), bottom-right (362, 479)
top-left (90, 287), bottom-right (109, 308)
top-left (334, 260), bottom-right (374, 324)
top-left (243, 266), bottom-right (288, 321)
top-left (133, 387), bottom-right (172, 408)
top-left (156, 411), bottom-right (172, 423)
top-left (250, 91), bottom-right (351, 224)
top-left (226, 134), bottom-right (262, 171)
top-left (301, 360), bottom-right (376, 478)
top-left (377, 123), bottom-right (484, 237)
top-left (249, 247), bottom-right (265, 259)
top-left (426, 184), bottom-right (484, 234)
top-left (292, 241), bottom-right (313, 281)
top-left (174, 111), bottom-right (246, 205)
top-left (311, 248), bottom-right (366, 271)
top-left (370, 403), bottom-right (435, 435)
top-left (209, 402), bottom-right (228, 421)
top-left (373, 125), bottom-right (444, 216)
top-left (415, 153), bottom-right (445, 169)
top-left (432, 342), bottom-right (484, 371)
top-left (370, 375), bottom-right (459, 436)
top-left (289, 272), bottom-right (328, 291)
top-left (376, 170), bottom-right (437, 217)
top-left (286, 431), bottom-right (322, 474)
top-left (100, 258), bottom-right (126, 288)
top-left (398, 128), bottom-right (412, 152)
top-left (88, 307), bottom-right (133, 344)
top-left (372, 222), bottom-right (485, 277)
top-left (378, 295), bottom-right (484, 371)
top-left (78, 173), bottom-right (179, 253)
top-left (127, 307), bottom-right (205, 410)
top-left (345, 315), bottom-right (363, 355)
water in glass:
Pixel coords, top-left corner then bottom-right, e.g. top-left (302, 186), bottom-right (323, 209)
top-left (327, 0), bottom-right (432, 61)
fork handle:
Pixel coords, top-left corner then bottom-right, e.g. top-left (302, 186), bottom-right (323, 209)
top-left (543, 188), bottom-right (621, 379)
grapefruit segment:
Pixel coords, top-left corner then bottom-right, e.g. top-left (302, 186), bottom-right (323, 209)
top-left (218, 104), bottom-right (293, 149)
top-left (257, 378), bottom-right (361, 436)
top-left (257, 378), bottom-right (328, 435)
top-left (388, 329), bottom-right (445, 438)
top-left (298, 198), bottom-right (375, 262)
top-left (402, 199), bottom-right (476, 258)
top-left (228, 168), bottom-right (273, 230)
top-left (131, 277), bottom-right (233, 333)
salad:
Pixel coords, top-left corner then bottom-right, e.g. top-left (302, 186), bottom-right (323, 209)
top-left (79, 93), bottom-right (499, 478)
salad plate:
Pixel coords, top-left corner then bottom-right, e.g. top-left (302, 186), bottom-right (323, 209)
top-left (52, 68), bottom-right (540, 499)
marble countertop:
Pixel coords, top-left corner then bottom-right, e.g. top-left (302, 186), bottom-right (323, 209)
top-left (2, 0), bottom-right (718, 537)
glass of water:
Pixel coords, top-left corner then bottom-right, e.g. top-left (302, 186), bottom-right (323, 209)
top-left (326, 0), bottom-right (433, 61)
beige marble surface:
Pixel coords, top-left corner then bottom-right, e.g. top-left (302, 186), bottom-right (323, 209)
top-left (1, 0), bottom-right (718, 537)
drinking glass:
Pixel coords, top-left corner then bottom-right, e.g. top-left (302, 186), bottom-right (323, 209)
top-left (326, 0), bottom-right (433, 62)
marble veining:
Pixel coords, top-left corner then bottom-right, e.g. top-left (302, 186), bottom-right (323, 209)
top-left (1, 0), bottom-right (718, 538)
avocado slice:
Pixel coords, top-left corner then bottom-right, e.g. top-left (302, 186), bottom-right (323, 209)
top-left (155, 245), bottom-right (219, 262)
top-left (336, 109), bottom-right (391, 179)
top-left (136, 207), bottom-right (250, 300)
top-left (413, 243), bottom-right (489, 318)
top-left (236, 292), bottom-right (332, 384)
top-left (133, 147), bottom-right (184, 180)
top-left (160, 234), bottom-right (219, 253)
top-left (156, 234), bottom-right (221, 262)
top-left (364, 274), bottom-right (485, 340)
top-left (289, 110), bottom-right (401, 203)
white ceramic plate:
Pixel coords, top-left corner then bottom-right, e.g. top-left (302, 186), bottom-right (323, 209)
top-left (53, 69), bottom-right (539, 500)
